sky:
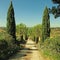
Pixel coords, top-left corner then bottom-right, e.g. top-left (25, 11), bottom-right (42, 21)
top-left (0, 0), bottom-right (60, 27)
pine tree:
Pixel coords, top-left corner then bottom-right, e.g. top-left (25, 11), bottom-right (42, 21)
top-left (42, 7), bottom-right (50, 42)
top-left (7, 1), bottom-right (16, 42)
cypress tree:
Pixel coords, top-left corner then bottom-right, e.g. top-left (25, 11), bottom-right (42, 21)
top-left (7, 1), bottom-right (16, 42)
top-left (42, 7), bottom-right (50, 42)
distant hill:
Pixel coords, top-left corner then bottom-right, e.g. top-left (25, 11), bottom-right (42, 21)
top-left (0, 26), bottom-right (60, 37)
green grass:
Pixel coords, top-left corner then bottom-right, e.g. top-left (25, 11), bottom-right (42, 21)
top-left (39, 36), bottom-right (60, 60)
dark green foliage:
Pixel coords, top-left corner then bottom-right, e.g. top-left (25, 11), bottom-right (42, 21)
top-left (20, 35), bottom-right (24, 41)
top-left (33, 36), bottom-right (35, 41)
top-left (33, 36), bottom-right (39, 44)
top-left (51, 6), bottom-right (57, 15)
top-left (0, 40), bottom-right (8, 60)
top-left (36, 37), bottom-right (39, 44)
top-left (0, 40), bottom-right (8, 50)
top-left (0, 33), bottom-right (20, 60)
top-left (20, 35), bottom-right (26, 44)
top-left (7, 1), bottom-right (16, 41)
top-left (25, 34), bottom-right (28, 40)
top-left (49, 0), bottom-right (60, 18)
top-left (42, 7), bottom-right (50, 42)
top-left (52, 0), bottom-right (60, 4)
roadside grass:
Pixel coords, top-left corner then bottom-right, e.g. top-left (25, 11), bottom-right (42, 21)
top-left (38, 36), bottom-right (60, 60)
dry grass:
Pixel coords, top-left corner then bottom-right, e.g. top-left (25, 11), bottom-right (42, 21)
top-left (50, 28), bottom-right (60, 38)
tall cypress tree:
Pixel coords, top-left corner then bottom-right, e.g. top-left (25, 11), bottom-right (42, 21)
top-left (7, 1), bottom-right (16, 42)
top-left (42, 7), bottom-right (50, 42)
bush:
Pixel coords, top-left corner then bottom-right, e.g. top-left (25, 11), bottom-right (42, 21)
top-left (39, 36), bottom-right (60, 60)
top-left (44, 36), bottom-right (60, 53)
top-left (0, 40), bottom-right (8, 60)
top-left (0, 40), bottom-right (8, 50)
top-left (0, 33), bottom-right (20, 60)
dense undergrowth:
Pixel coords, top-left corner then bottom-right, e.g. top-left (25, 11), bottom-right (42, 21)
top-left (0, 32), bottom-right (26, 60)
top-left (39, 36), bottom-right (60, 60)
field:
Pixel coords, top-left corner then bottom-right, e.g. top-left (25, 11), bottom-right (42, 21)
top-left (0, 27), bottom-right (60, 37)
top-left (0, 27), bottom-right (60, 36)
top-left (50, 27), bottom-right (60, 37)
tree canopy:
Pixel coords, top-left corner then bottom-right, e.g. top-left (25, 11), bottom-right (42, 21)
top-left (49, 0), bottom-right (60, 18)
top-left (52, 0), bottom-right (60, 4)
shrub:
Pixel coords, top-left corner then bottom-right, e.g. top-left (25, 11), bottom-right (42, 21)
top-left (0, 33), bottom-right (20, 60)
top-left (0, 40), bottom-right (8, 60)
top-left (40, 36), bottom-right (60, 60)
top-left (0, 40), bottom-right (8, 50)
top-left (44, 36), bottom-right (60, 53)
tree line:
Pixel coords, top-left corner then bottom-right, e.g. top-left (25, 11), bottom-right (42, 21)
top-left (0, 0), bottom-right (60, 60)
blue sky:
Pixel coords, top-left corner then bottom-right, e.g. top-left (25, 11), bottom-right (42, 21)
top-left (0, 0), bottom-right (60, 27)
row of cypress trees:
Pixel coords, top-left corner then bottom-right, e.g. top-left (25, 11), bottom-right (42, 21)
top-left (7, 1), bottom-right (50, 43)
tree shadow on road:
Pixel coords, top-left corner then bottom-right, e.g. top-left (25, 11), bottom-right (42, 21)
top-left (9, 47), bottom-right (32, 60)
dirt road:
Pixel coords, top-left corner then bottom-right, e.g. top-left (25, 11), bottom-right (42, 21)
top-left (9, 39), bottom-right (45, 60)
